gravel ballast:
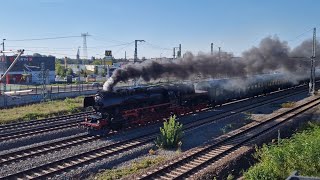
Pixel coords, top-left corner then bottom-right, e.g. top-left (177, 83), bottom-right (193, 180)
top-left (0, 89), bottom-right (311, 179)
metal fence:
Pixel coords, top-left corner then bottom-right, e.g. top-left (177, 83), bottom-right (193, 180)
top-left (0, 83), bottom-right (101, 96)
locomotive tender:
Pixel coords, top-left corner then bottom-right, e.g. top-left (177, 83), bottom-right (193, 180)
top-left (80, 73), bottom-right (308, 135)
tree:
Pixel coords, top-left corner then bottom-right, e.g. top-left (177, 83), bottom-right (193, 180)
top-left (155, 115), bottom-right (183, 149)
top-left (92, 59), bottom-right (102, 65)
top-left (55, 58), bottom-right (64, 64)
top-left (94, 66), bottom-right (98, 75)
top-left (100, 68), bottom-right (106, 77)
top-left (60, 68), bottom-right (66, 77)
top-left (66, 68), bottom-right (74, 76)
top-left (80, 69), bottom-right (84, 75)
top-left (55, 62), bottom-right (66, 77)
top-left (33, 53), bottom-right (42, 57)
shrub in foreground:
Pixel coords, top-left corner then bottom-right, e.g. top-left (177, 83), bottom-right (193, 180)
top-left (156, 115), bottom-right (183, 149)
top-left (244, 123), bottom-right (320, 179)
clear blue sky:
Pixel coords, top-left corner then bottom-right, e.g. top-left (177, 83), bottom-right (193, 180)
top-left (0, 0), bottom-right (319, 59)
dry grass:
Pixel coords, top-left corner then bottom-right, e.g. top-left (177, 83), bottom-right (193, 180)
top-left (281, 101), bottom-right (296, 108)
top-left (95, 156), bottom-right (166, 180)
top-left (0, 97), bottom-right (84, 124)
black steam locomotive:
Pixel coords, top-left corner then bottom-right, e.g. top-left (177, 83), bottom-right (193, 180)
top-left (81, 84), bottom-right (209, 135)
top-left (81, 72), bottom-right (314, 135)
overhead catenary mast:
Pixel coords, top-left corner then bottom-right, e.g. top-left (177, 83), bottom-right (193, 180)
top-left (81, 33), bottom-right (90, 65)
top-left (309, 27), bottom-right (316, 95)
top-left (134, 40), bottom-right (145, 63)
top-left (218, 47), bottom-right (221, 62)
top-left (133, 40), bottom-right (145, 86)
top-left (173, 47), bottom-right (179, 59)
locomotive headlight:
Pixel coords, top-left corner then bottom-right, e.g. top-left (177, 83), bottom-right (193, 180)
top-left (95, 95), bottom-right (103, 106)
top-left (95, 95), bottom-right (102, 102)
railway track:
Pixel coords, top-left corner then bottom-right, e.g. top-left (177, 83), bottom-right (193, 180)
top-left (0, 112), bottom-right (93, 141)
top-left (138, 96), bottom-right (320, 179)
top-left (0, 134), bottom-right (99, 166)
top-left (0, 86), bottom-right (311, 179)
top-left (0, 112), bottom-right (92, 133)
top-left (0, 86), bottom-right (307, 167)
top-left (0, 83), bottom-right (308, 142)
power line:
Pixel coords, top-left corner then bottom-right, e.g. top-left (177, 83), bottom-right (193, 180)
top-left (113, 41), bottom-right (135, 55)
top-left (6, 44), bottom-right (133, 50)
top-left (144, 42), bottom-right (171, 51)
top-left (24, 50), bottom-right (74, 57)
top-left (99, 42), bottom-right (136, 48)
top-left (6, 45), bottom-right (77, 49)
top-left (288, 27), bottom-right (314, 42)
top-left (89, 36), bottom-right (130, 44)
top-left (9, 42), bottom-right (137, 58)
top-left (6, 35), bottom-right (81, 41)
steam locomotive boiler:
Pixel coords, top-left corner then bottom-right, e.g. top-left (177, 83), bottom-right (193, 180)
top-left (81, 84), bottom-right (210, 135)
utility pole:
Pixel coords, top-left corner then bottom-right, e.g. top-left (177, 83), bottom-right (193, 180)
top-left (0, 49), bottom-right (24, 82)
top-left (211, 43), bottom-right (213, 55)
top-left (173, 47), bottom-right (179, 59)
top-left (134, 40), bottom-right (145, 63)
top-left (173, 47), bottom-right (175, 59)
top-left (103, 56), bottom-right (105, 73)
top-left (125, 51), bottom-right (127, 61)
top-left (0, 49), bottom-right (24, 107)
top-left (1, 39), bottom-right (6, 106)
top-left (177, 44), bottom-right (181, 58)
top-left (39, 62), bottom-right (49, 102)
top-left (218, 47), bottom-right (221, 62)
top-left (81, 33), bottom-right (90, 65)
top-left (309, 27), bottom-right (316, 95)
top-left (64, 56), bottom-right (68, 69)
top-left (76, 47), bottom-right (80, 82)
top-left (133, 40), bottom-right (144, 86)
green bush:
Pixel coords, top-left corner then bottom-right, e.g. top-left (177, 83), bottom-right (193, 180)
top-left (227, 174), bottom-right (234, 180)
top-left (156, 115), bottom-right (183, 149)
top-left (244, 123), bottom-right (320, 179)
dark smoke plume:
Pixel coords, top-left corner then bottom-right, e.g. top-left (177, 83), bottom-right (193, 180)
top-left (103, 52), bottom-right (244, 91)
top-left (103, 36), bottom-right (319, 91)
top-left (243, 36), bottom-right (295, 73)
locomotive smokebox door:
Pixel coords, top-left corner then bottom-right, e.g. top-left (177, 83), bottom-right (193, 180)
top-left (84, 96), bottom-right (95, 108)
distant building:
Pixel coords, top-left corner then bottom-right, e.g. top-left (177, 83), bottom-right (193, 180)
top-left (0, 56), bottom-right (55, 84)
